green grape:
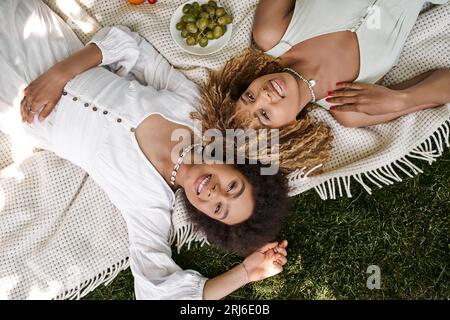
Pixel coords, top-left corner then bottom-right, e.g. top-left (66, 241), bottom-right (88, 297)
top-left (192, 2), bottom-right (200, 10)
top-left (223, 14), bottom-right (233, 24)
top-left (199, 11), bottom-right (209, 19)
top-left (176, 22), bottom-right (185, 31)
top-left (180, 30), bottom-right (189, 38)
top-left (186, 36), bottom-right (197, 46)
top-left (189, 8), bottom-right (199, 19)
top-left (213, 25), bottom-right (223, 39)
top-left (199, 37), bottom-right (208, 47)
top-left (178, 1), bottom-right (233, 48)
top-left (207, 21), bottom-right (217, 30)
top-left (205, 30), bottom-right (214, 40)
top-left (206, 6), bottom-right (216, 16)
top-left (196, 18), bottom-right (209, 31)
top-left (182, 4), bottom-right (192, 14)
top-left (182, 14), bottom-right (196, 23)
top-left (217, 16), bottom-right (227, 26)
top-left (186, 22), bottom-right (198, 34)
top-left (215, 7), bottom-right (226, 17)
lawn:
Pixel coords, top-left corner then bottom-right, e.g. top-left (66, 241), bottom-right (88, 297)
top-left (85, 148), bottom-right (449, 300)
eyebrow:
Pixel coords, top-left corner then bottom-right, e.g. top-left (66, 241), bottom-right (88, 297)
top-left (219, 181), bottom-right (246, 221)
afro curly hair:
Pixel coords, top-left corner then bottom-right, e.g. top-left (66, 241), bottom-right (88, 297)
top-left (185, 162), bottom-right (290, 256)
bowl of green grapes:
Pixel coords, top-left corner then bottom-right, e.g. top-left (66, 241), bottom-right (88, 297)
top-left (170, 0), bottom-right (233, 55)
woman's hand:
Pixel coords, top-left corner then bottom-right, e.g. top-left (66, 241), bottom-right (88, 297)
top-left (326, 82), bottom-right (408, 115)
top-left (242, 240), bottom-right (288, 283)
top-left (20, 63), bottom-right (73, 124)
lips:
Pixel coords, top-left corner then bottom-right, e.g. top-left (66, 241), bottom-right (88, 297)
top-left (195, 174), bottom-right (211, 195)
top-left (268, 79), bottom-right (285, 98)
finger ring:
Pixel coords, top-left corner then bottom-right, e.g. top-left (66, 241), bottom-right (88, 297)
top-left (26, 105), bottom-right (36, 114)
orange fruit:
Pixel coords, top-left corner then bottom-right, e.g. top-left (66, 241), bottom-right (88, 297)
top-left (128, 0), bottom-right (145, 4)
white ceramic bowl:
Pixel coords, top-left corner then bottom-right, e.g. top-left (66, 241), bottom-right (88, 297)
top-left (170, 1), bottom-right (233, 55)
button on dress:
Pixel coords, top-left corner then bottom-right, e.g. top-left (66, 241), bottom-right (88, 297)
top-left (0, 0), bottom-right (207, 299)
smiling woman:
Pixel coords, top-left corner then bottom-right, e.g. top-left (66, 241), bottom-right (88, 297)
top-left (0, 0), bottom-right (290, 300)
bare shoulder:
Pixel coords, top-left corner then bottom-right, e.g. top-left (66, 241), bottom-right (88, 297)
top-left (252, 0), bottom-right (295, 52)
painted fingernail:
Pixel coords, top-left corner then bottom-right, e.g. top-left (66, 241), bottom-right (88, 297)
top-left (336, 83), bottom-right (343, 88)
top-left (326, 98), bottom-right (332, 102)
top-left (330, 106), bottom-right (336, 110)
top-left (327, 91), bottom-right (335, 96)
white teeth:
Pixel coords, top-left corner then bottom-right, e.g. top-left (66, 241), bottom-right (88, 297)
top-left (198, 175), bottom-right (211, 194)
top-left (270, 80), bottom-right (284, 97)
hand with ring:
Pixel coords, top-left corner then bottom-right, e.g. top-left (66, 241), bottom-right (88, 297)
top-left (20, 63), bottom-right (73, 124)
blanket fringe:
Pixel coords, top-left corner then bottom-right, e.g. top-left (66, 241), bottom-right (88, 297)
top-left (169, 223), bottom-right (210, 254)
top-left (53, 258), bottom-right (130, 300)
top-left (291, 119), bottom-right (450, 200)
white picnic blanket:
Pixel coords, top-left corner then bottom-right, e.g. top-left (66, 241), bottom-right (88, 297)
top-left (0, 0), bottom-right (448, 299)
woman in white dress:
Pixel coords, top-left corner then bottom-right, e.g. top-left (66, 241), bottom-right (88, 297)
top-left (201, 0), bottom-right (450, 173)
top-left (0, 0), bottom-right (290, 299)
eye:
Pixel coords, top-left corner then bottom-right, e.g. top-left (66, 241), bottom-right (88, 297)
top-left (261, 110), bottom-right (270, 120)
top-left (214, 203), bottom-right (222, 215)
top-left (247, 92), bottom-right (255, 102)
top-left (227, 181), bottom-right (236, 192)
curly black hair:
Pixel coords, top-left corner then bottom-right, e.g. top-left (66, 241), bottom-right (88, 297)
top-left (185, 162), bottom-right (290, 256)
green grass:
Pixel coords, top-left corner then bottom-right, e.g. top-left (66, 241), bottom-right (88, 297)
top-left (85, 148), bottom-right (449, 300)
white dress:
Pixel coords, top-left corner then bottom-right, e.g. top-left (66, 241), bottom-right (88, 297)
top-left (0, 0), bottom-right (207, 300)
top-left (264, 0), bottom-right (449, 110)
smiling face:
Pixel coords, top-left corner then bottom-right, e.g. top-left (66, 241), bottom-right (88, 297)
top-left (235, 72), bottom-right (304, 128)
top-left (182, 163), bottom-right (254, 225)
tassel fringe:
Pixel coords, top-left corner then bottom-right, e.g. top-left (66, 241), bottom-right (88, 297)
top-left (289, 119), bottom-right (450, 200)
top-left (53, 258), bottom-right (130, 300)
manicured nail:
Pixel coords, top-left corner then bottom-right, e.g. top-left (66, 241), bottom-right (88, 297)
top-left (326, 98), bottom-right (332, 102)
top-left (330, 106), bottom-right (335, 110)
top-left (336, 83), bottom-right (343, 88)
top-left (327, 91), bottom-right (335, 96)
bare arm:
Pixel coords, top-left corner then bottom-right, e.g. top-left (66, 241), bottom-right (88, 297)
top-left (330, 104), bottom-right (432, 128)
top-left (253, 0), bottom-right (295, 51)
top-left (329, 69), bottom-right (450, 127)
top-left (21, 44), bottom-right (102, 123)
top-left (203, 241), bottom-right (288, 300)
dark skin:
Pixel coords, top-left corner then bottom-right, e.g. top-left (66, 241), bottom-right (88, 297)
top-left (17, 33), bottom-right (292, 300)
top-left (237, 0), bottom-right (450, 128)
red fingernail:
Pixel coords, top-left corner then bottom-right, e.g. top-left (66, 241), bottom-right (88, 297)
top-left (330, 106), bottom-right (335, 110)
top-left (326, 98), bottom-right (332, 102)
top-left (336, 83), bottom-right (343, 88)
top-left (327, 91), bottom-right (335, 96)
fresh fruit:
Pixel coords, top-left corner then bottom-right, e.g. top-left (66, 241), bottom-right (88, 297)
top-left (175, 1), bottom-right (233, 48)
top-left (148, 0), bottom-right (157, 4)
top-left (128, 0), bottom-right (145, 4)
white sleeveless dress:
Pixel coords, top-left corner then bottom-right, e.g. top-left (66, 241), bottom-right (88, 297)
top-left (264, 0), bottom-right (449, 110)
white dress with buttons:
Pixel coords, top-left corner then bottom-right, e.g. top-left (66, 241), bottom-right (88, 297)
top-left (0, 0), bottom-right (207, 300)
top-left (264, 0), bottom-right (449, 110)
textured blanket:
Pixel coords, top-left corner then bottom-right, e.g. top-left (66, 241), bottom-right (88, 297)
top-left (0, 0), bottom-right (448, 299)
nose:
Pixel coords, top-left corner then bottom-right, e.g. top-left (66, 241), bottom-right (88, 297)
top-left (199, 182), bottom-right (220, 201)
top-left (207, 183), bottom-right (219, 198)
